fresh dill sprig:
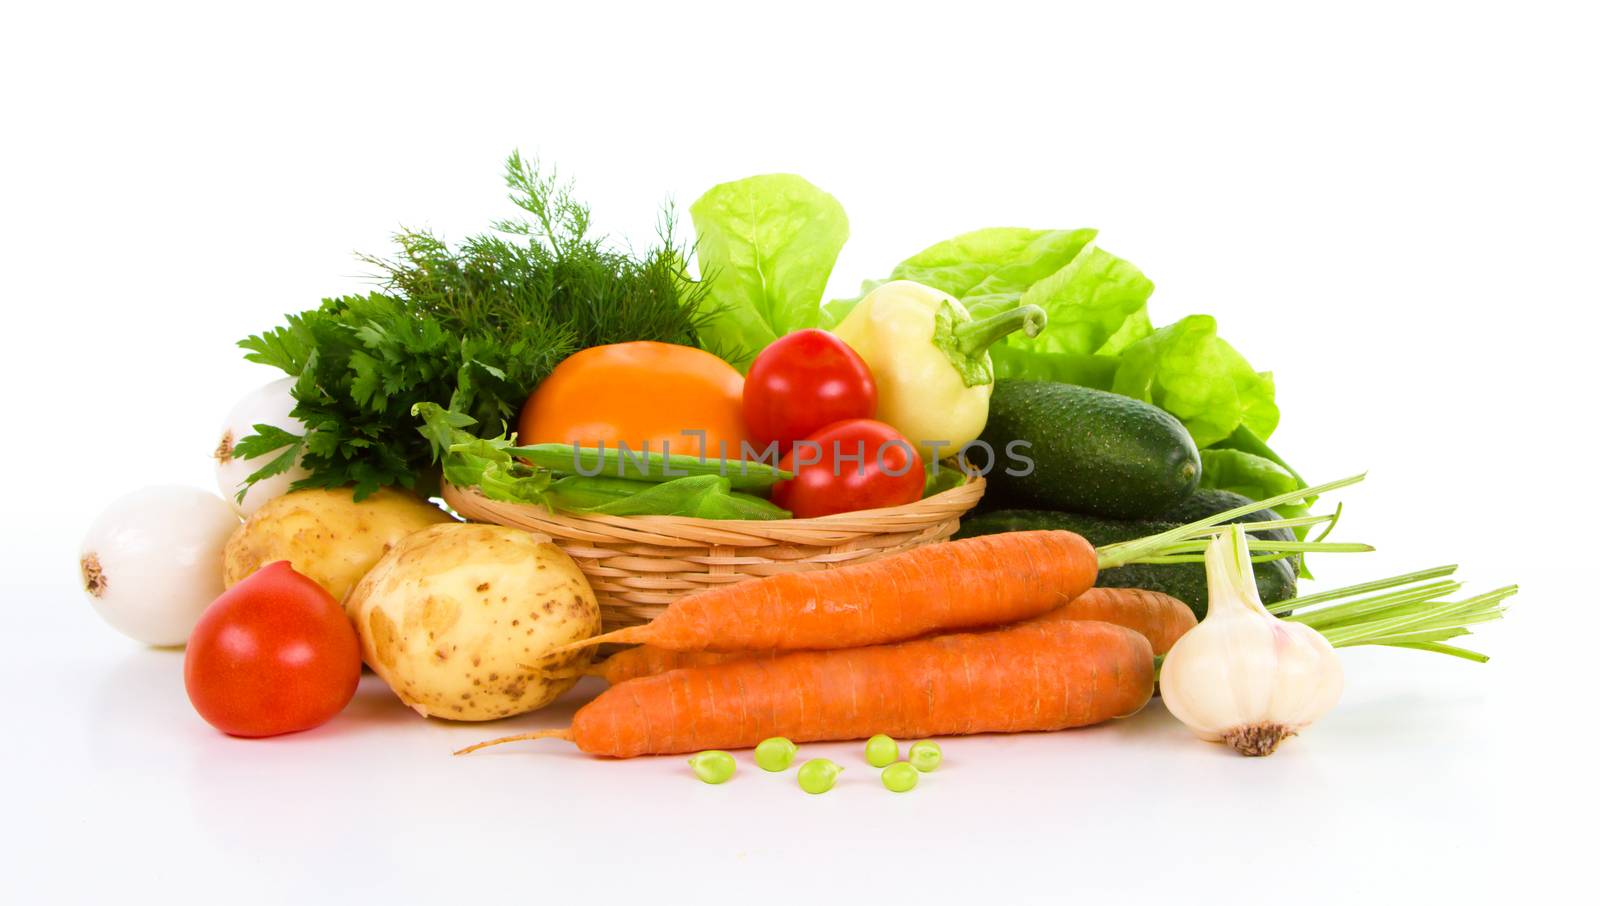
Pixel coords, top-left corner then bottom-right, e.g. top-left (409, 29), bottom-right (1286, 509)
top-left (236, 152), bottom-right (712, 499)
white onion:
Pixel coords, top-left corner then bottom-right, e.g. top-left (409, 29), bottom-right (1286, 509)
top-left (214, 377), bottom-right (310, 517)
top-left (79, 486), bottom-right (241, 646)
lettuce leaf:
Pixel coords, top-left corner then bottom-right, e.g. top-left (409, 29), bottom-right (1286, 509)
top-left (990, 346), bottom-right (1121, 389)
top-left (1111, 315), bottom-right (1279, 448)
top-left (885, 227), bottom-right (1098, 317)
top-left (812, 220), bottom-right (1289, 484)
top-left (825, 227), bottom-right (1152, 364)
top-left (1015, 245), bottom-right (1154, 356)
top-left (690, 174), bottom-right (848, 370)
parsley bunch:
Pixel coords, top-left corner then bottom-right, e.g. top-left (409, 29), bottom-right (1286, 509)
top-left (234, 153), bottom-right (711, 499)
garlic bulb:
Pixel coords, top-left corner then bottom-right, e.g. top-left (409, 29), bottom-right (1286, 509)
top-left (1160, 525), bottom-right (1344, 756)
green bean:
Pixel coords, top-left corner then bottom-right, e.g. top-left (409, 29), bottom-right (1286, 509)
top-left (511, 443), bottom-right (790, 490)
top-left (797, 759), bottom-right (843, 794)
top-left (688, 750), bottom-right (736, 784)
top-left (881, 762), bottom-right (919, 793)
top-left (755, 737), bottom-right (798, 772)
top-left (908, 740), bottom-right (942, 772)
top-left (865, 734), bottom-right (899, 768)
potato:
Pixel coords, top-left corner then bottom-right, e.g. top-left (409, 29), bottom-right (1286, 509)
top-left (223, 487), bottom-right (454, 611)
top-left (347, 523), bottom-right (601, 720)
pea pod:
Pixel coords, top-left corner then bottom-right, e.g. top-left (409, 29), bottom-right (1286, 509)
top-left (511, 443), bottom-right (790, 490)
top-left (544, 475), bottom-right (659, 510)
top-left (922, 464), bottom-right (969, 498)
top-left (553, 474), bottom-right (791, 521)
top-left (415, 404), bottom-right (791, 519)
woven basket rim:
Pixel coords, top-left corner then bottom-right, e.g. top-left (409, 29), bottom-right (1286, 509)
top-left (441, 472), bottom-right (985, 539)
top-left (440, 472), bottom-right (986, 627)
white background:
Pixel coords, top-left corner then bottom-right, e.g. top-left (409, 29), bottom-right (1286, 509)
top-left (4, 1), bottom-right (1596, 903)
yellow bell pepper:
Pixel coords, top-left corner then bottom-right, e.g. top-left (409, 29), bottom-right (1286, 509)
top-left (832, 280), bottom-right (1045, 461)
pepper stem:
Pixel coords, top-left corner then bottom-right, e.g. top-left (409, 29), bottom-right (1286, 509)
top-left (931, 302), bottom-right (1049, 388)
top-left (951, 304), bottom-right (1047, 355)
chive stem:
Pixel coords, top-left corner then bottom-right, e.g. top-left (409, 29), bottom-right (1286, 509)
top-left (1277, 565), bottom-right (1459, 610)
top-left (1281, 580), bottom-right (1515, 658)
top-left (1097, 472), bottom-right (1367, 569)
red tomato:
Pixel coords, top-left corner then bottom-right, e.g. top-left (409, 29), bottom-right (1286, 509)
top-left (771, 419), bottom-right (925, 518)
top-left (184, 561), bottom-right (361, 738)
top-left (743, 329), bottom-right (877, 454)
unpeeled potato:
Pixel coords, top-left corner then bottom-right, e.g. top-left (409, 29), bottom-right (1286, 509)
top-left (346, 523), bottom-right (601, 721)
top-left (223, 487), bottom-right (454, 611)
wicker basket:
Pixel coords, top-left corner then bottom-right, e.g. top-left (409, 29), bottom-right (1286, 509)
top-left (441, 476), bottom-right (986, 629)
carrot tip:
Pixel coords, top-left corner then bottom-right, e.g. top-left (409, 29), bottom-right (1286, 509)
top-left (524, 664), bottom-right (587, 680)
top-left (453, 728), bottom-right (572, 756)
top-left (549, 626), bottom-right (637, 655)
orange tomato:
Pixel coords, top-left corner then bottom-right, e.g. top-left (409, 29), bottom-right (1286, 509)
top-left (518, 342), bottom-right (749, 460)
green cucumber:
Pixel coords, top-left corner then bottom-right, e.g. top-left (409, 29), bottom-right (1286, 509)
top-left (1164, 488), bottom-right (1292, 537)
top-left (955, 509), bottom-right (1157, 545)
top-left (976, 380), bottom-right (1200, 519)
top-left (953, 507), bottom-right (1296, 617)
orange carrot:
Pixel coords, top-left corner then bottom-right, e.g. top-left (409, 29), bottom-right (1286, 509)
top-left (556, 530), bottom-right (1098, 654)
top-left (461, 619), bottom-right (1153, 758)
top-left (582, 586), bottom-right (1194, 685)
top-left (1027, 587), bottom-right (1196, 655)
top-left (585, 647), bottom-right (779, 685)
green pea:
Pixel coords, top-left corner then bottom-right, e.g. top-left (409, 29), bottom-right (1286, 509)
top-left (754, 737), bottom-right (798, 772)
top-left (864, 734), bottom-right (899, 768)
top-left (908, 740), bottom-right (943, 772)
top-left (688, 750), bottom-right (736, 784)
top-left (881, 761), bottom-right (919, 793)
top-left (797, 758), bottom-right (843, 794)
